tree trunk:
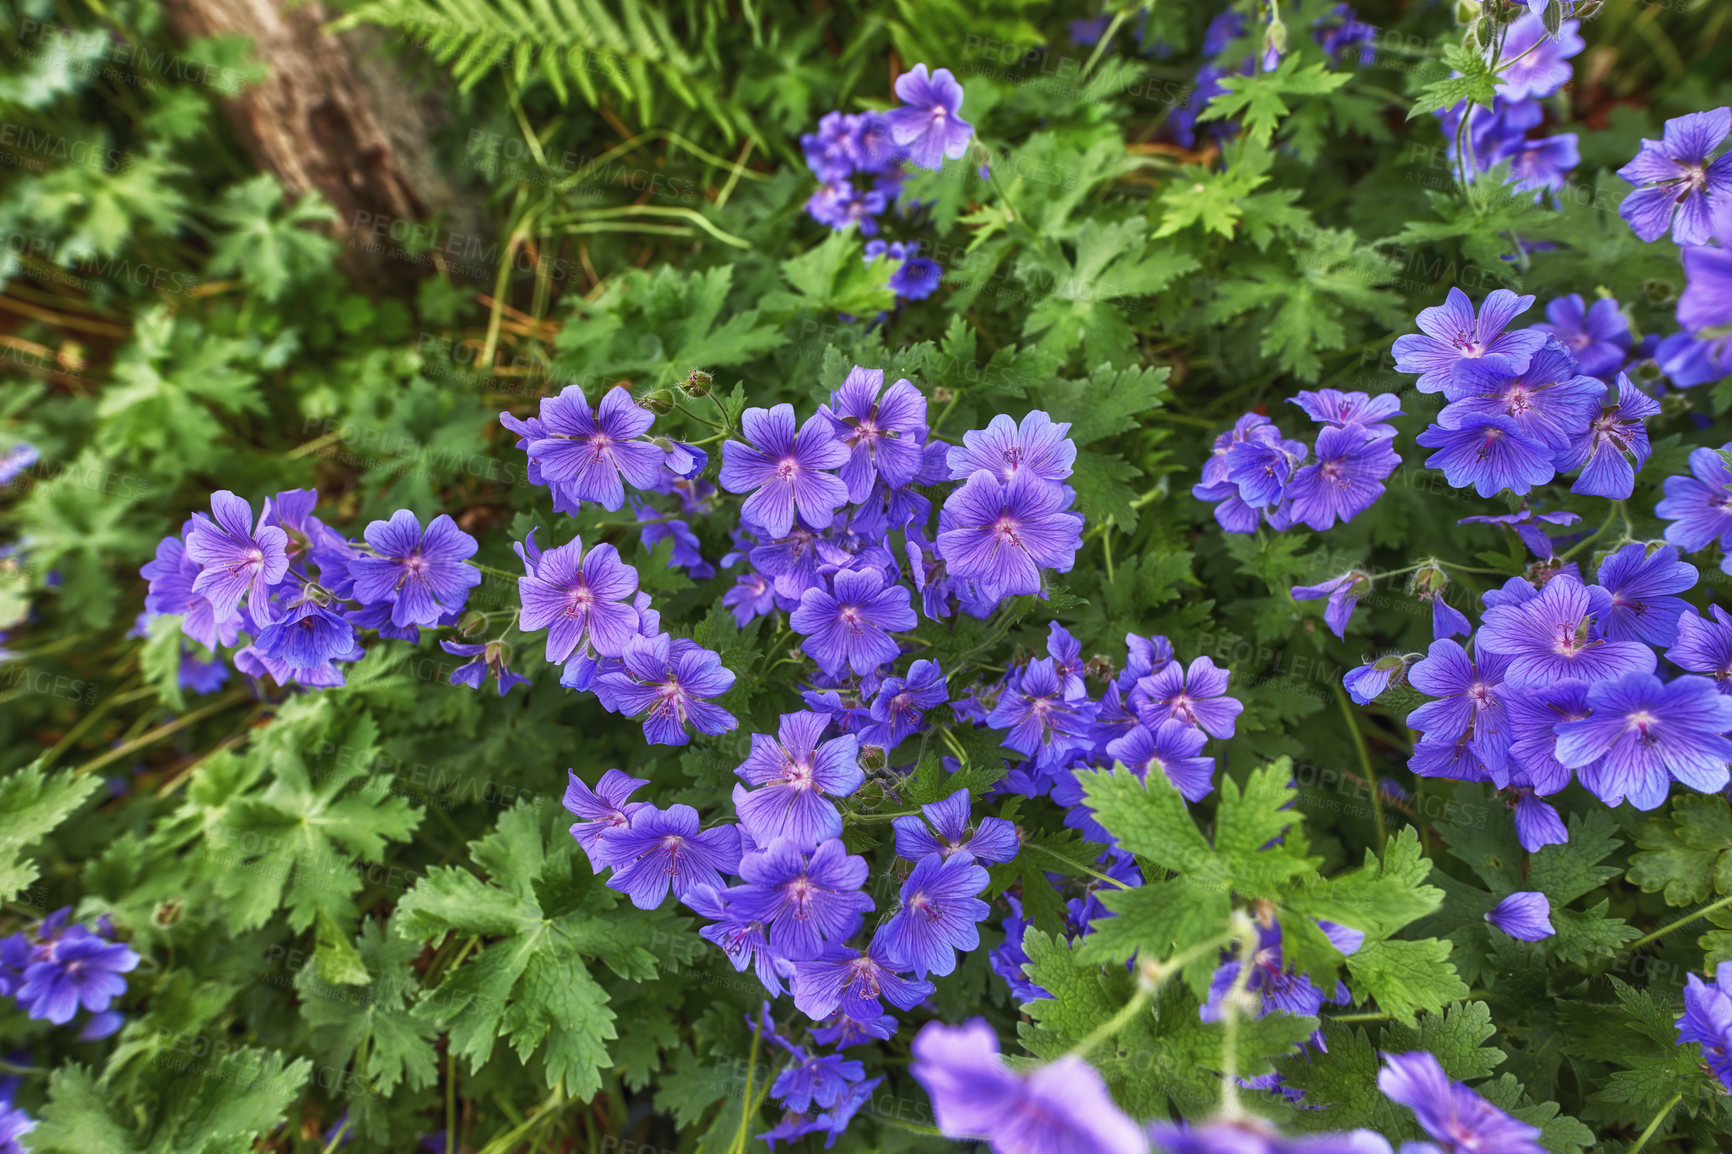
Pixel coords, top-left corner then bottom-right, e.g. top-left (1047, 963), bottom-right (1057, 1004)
top-left (161, 0), bottom-right (487, 295)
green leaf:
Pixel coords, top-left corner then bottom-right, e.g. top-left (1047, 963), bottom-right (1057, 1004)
top-left (763, 230), bottom-right (896, 318)
top-left (1345, 938), bottom-right (1469, 1026)
top-left (1628, 793), bottom-right (1732, 906)
top-left (204, 174), bottom-right (339, 301)
top-left (0, 762), bottom-right (101, 903)
top-left (1381, 1001), bottom-right (1506, 1080)
top-left (1409, 41), bottom-right (1498, 119)
top-left (1199, 56), bottom-right (1352, 146)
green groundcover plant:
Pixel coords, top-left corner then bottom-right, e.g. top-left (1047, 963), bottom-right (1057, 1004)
top-left (4, 0), bottom-right (1732, 1149)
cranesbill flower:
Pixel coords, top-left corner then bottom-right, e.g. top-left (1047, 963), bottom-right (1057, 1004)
top-left (1617, 107), bottom-right (1732, 245)
top-left (1287, 389), bottom-right (1402, 439)
top-left (1225, 434), bottom-right (1305, 510)
top-left (1506, 680), bottom-right (1591, 795)
top-left (1510, 789), bottom-right (1569, 851)
top-left (526, 385), bottom-right (666, 511)
top-left (1343, 655), bottom-right (1406, 705)
top-left (1292, 570), bottom-right (1372, 640)
top-left (142, 528), bottom-right (236, 651)
top-left (1533, 293), bottom-right (1632, 379)
top-left (770, 1046), bottom-right (865, 1114)
top-left (792, 937), bottom-right (935, 1023)
top-left (516, 530), bottom-right (640, 663)
top-left (1558, 373), bottom-right (1661, 500)
top-left (1658, 444), bottom-right (1732, 563)
top-left (721, 404), bottom-right (851, 539)
top-left (733, 711), bottom-right (864, 851)
top-left (1393, 288), bottom-right (1547, 395)
top-left (1485, 892), bottom-right (1555, 941)
top-left (821, 367), bottom-right (929, 502)
top-left (891, 787), bottom-right (1019, 864)
top-left (1477, 575), bottom-right (1657, 685)
top-left (1668, 606), bottom-right (1732, 692)
top-left (604, 804), bottom-right (741, 910)
top-left (724, 573), bottom-right (776, 626)
top-left (563, 768), bottom-right (650, 870)
top-left (1416, 414), bottom-right (1556, 497)
top-left (1379, 1051), bottom-right (1543, 1154)
top-left (1511, 133), bottom-right (1582, 201)
top-left (1406, 640), bottom-right (1515, 778)
top-left (874, 852), bottom-right (990, 978)
top-left (863, 659), bottom-right (948, 749)
top-left (690, 886), bottom-right (783, 998)
top-left (1283, 427), bottom-right (1400, 531)
top-left (183, 490), bottom-right (290, 624)
top-left (1147, 1118), bottom-right (1392, 1154)
top-left (1106, 720), bottom-right (1215, 802)
top-left (987, 656), bottom-right (1095, 771)
top-left (441, 639), bottom-right (531, 696)
top-left (731, 838), bottom-right (875, 958)
top-left (16, 926), bottom-right (139, 1025)
top-left (349, 510), bottom-right (481, 629)
top-left (1492, 14), bottom-right (1583, 102)
top-left (937, 469), bottom-right (1084, 602)
top-left (1594, 544), bottom-right (1697, 646)
top-left (1447, 342), bottom-right (1607, 452)
top-left (909, 1020), bottom-right (1148, 1154)
top-left (947, 412), bottom-right (1076, 486)
top-left (790, 567), bottom-right (916, 677)
top-left (1678, 964), bottom-right (1732, 1091)
top-left (253, 596), bottom-right (357, 669)
top-left (1132, 656), bottom-right (1243, 739)
top-left (1557, 671), bottom-right (1732, 810)
top-left (597, 634), bottom-right (738, 746)
top-left (885, 64), bottom-right (974, 170)
top-left (634, 505), bottom-right (712, 580)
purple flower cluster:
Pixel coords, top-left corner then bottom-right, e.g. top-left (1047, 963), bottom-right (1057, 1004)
top-left (1396, 289), bottom-right (1661, 499)
top-left (1355, 542), bottom-right (1732, 846)
top-left (800, 63), bottom-right (971, 302)
top-left (1194, 390), bottom-right (1402, 534)
top-left (1435, 15), bottom-right (1582, 201)
top-left (500, 383), bottom-right (701, 515)
top-left (142, 488), bottom-right (487, 690)
top-left (0, 908), bottom-right (139, 1041)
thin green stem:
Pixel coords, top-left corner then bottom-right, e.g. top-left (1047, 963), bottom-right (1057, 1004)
top-left (1217, 913), bottom-right (1261, 1121)
top-left (731, 1013), bottom-right (763, 1154)
top-left (1027, 842), bottom-right (1133, 890)
top-left (1068, 985), bottom-right (1151, 1060)
top-left (1628, 891), bottom-right (1732, 950)
top-left (470, 561), bottom-right (520, 582)
top-left (70, 690), bottom-right (250, 777)
top-left (1628, 1091), bottom-right (1682, 1154)
top-left (1078, 9), bottom-right (1129, 81)
top-left (1332, 679), bottom-right (1385, 857)
top-left (1559, 500), bottom-right (1625, 562)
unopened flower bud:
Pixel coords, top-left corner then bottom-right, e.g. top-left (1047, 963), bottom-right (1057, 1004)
top-left (458, 610), bottom-right (488, 637)
top-left (1411, 563), bottom-right (1449, 597)
top-left (642, 389), bottom-right (676, 414)
top-left (680, 369), bottom-right (713, 397)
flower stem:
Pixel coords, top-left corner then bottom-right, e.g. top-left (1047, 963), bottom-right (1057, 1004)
top-left (1627, 891), bottom-right (1732, 950)
top-left (730, 1013), bottom-right (763, 1154)
top-left (1629, 1091), bottom-right (1682, 1154)
top-left (1332, 679), bottom-right (1386, 858)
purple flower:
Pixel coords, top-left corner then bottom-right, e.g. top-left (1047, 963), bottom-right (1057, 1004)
top-left (1668, 606), bottom-right (1732, 693)
top-left (1558, 373), bottom-right (1661, 499)
top-left (1485, 891), bottom-right (1555, 941)
top-left (1617, 107), bottom-right (1732, 245)
top-left (1287, 388), bottom-right (1401, 438)
top-left (16, 925), bottom-right (139, 1025)
top-left (1658, 444), bottom-right (1732, 560)
top-left (909, 1020), bottom-right (1147, 1154)
top-left (1392, 288), bottom-right (1546, 395)
top-left (810, 1011), bottom-right (897, 1049)
top-left (1476, 575), bottom-right (1657, 685)
top-left (1283, 427), bottom-right (1400, 531)
top-left (515, 530), bottom-right (639, 663)
top-left (1511, 789), bottom-right (1569, 851)
top-left (730, 838), bottom-right (875, 958)
top-left (891, 787), bottom-right (1019, 864)
top-left (865, 240), bottom-right (942, 301)
top-left (691, 886), bottom-right (783, 998)
top-left (937, 469), bottom-right (1083, 603)
top-left (603, 804), bottom-right (741, 910)
top-left (1678, 964), bottom-right (1732, 1091)
top-left (1533, 294), bottom-right (1632, 379)
top-left (526, 385), bottom-right (666, 511)
top-left (1106, 720), bottom-right (1214, 802)
top-left (873, 852), bottom-right (990, 978)
top-left (563, 768), bottom-right (650, 870)
top-left (770, 1047), bottom-right (865, 1114)
top-left (1458, 509), bottom-right (1582, 562)
top-left (1557, 672), bottom-right (1732, 810)
top-left (1679, 241), bottom-right (1732, 341)
top-left (254, 596), bottom-right (357, 669)
top-left (1292, 570), bottom-right (1371, 640)
top-left (1594, 544), bottom-right (1697, 646)
top-left (946, 412), bottom-right (1076, 486)
top-left (821, 367), bottom-right (929, 502)
top-left (0, 442), bottom-right (37, 487)
top-left (1506, 680), bottom-right (1591, 794)
top-left (792, 937), bottom-right (935, 1023)
top-left (1343, 656), bottom-right (1404, 705)
top-left (724, 573), bottom-right (776, 626)
top-left (1490, 13), bottom-right (1582, 100)
top-left (733, 711), bottom-right (864, 851)
top-left (183, 490), bottom-right (290, 624)
top-left (1407, 640), bottom-right (1514, 782)
top-left (721, 403), bottom-right (851, 539)
top-left (1378, 1051), bottom-right (1543, 1154)
top-left (1446, 342), bottom-right (1607, 451)
top-left (790, 567), bottom-right (915, 678)
top-left (0, 1105), bottom-right (28, 1154)
top-left (986, 658), bottom-right (1092, 770)
top-left (1225, 434), bottom-right (1304, 510)
top-left (597, 634), bottom-right (738, 746)
top-left (441, 639), bottom-right (530, 696)
top-left (863, 659), bottom-right (948, 749)
top-left (1132, 656), bottom-right (1243, 739)
top-left (1416, 414), bottom-right (1556, 497)
top-left (1510, 133), bottom-right (1581, 200)
top-left (885, 64), bottom-right (973, 170)
top-left (1148, 1119), bottom-right (1391, 1154)
top-left (634, 505), bottom-right (711, 580)
top-left (349, 510), bottom-right (481, 629)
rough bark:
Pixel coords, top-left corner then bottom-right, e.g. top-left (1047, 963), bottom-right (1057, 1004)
top-left (162, 0), bottom-right (486, 294)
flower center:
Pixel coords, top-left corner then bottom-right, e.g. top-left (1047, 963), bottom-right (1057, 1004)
top-left (776, 458), bottom-right (800, 481)
top-left (992, 515), bottom-right (1022, 547)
